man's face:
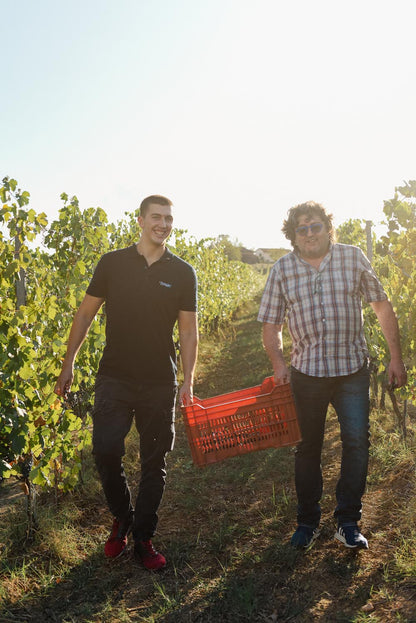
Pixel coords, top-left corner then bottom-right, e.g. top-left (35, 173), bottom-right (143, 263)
top-left (294, 213), bottom-right (330, 260)
top-left (138, 203), bottom-right (173, 246)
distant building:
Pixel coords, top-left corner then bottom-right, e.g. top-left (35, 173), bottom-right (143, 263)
top-left (254, 248), bottom-right (289, 263)
top-left (254, 248), bottom-right (274, 262)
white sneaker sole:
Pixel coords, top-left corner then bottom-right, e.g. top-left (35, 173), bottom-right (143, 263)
top-left (334, 530), bottom-right (368, 549)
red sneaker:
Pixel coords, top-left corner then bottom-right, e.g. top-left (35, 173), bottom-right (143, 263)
top-left (104, 516), bottom-right (133, 558)
top-left (134, 539), bottom-right (166, 570)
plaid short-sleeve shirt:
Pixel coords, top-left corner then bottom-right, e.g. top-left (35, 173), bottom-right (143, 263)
top-left (257, 243), bottom-right (387, 377)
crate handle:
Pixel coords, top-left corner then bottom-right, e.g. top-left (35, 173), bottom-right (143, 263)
top-left (181, 378), bottom-right (290, 411)
top-left (260, 376), bottom-right (275, 393)
top-left (181, 396), bottom-right (206, 409)
top-left (260, 376), bottom-right (292, 394)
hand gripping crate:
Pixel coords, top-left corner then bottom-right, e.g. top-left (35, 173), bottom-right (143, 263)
top-left (181, 377), bottom-right (301, 467)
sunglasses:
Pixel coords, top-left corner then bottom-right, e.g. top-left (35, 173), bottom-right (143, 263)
top-left (295, 222), bottom-right (324, 236)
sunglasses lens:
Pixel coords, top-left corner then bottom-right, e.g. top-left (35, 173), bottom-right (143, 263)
top-left (311, 223), bottom-right (323, 234)
top-left (296, 223), bottom-right (323, 236)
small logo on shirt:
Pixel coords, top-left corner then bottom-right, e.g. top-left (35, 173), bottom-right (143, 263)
top-left (159, 281), bottom-right (172, 288)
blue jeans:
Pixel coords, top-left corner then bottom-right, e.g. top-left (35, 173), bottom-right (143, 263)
top-left (92, 375), bottom-right (176, 541)
top-left (290, 364), bottom-right (370, 528)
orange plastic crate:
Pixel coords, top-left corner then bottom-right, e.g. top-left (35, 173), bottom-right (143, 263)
top-left (181, 377), bottom-right (301, 467)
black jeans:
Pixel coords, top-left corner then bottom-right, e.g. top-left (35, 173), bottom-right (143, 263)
top-left (92, 375), bottom-right (176, 541)
top-left (291, 364), bottom-right (371, 528)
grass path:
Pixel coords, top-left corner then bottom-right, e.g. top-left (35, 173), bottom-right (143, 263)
top-left (1, 297), bottom-right (416, 622)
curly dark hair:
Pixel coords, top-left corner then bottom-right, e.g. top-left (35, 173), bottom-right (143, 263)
top-left (282, 201), bottom-right (335, 247)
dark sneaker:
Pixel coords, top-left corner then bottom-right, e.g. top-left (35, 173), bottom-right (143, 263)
top-left (104, 515), bottom-right (133, 558)
top-left (290, 525), bottom-right (319, 549)
top-left (134, 539), bottom-right (166, 571)
top-left (334, 524), bottom-right (368, 549)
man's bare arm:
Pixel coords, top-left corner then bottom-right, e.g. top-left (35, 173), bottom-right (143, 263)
top-left (177, 310), bottom-right (199, 405)
top-left (54, 294), bottom-right (104, 397)
top-left (370, 299), bottom-right (407, 388)
top-left (262, 322), bottom-right (290, 384)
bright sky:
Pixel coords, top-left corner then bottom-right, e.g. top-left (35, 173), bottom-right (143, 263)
top-left (2, 0), bottom-right (415, 250)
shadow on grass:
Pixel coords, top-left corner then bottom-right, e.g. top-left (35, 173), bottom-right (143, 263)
top-left (0, 535), bottom-right (186, 623)
top-left (134, 535), bottom-right (384, 623)
top-left (0, 548), bottom-right (130, 622)
top-left (0, 524), bottom-right (392, 623)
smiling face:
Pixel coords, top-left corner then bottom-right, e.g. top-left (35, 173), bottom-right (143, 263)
top-left (138, 203), bottom-right (173, 247)
top-left (295, 213), bottom-right (330, 261)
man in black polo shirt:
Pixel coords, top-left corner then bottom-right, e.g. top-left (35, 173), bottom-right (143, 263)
top-left (54, 195), bottom-right (198, 570)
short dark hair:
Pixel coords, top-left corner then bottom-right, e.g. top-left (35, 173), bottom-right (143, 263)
top-left (139, 195), bottom-right (173, 217)
top-left (282, 201), bottom-right (335, 247)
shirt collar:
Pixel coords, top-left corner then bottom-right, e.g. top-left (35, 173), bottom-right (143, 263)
top-left (128, 244), bottom-right (173, 263)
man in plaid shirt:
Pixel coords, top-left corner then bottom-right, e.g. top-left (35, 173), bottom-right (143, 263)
top-left (258, 201), bottom-right (407, 550)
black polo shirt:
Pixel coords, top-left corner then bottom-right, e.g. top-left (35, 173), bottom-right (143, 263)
top-left (86, 245), bottom-right (197, 385)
